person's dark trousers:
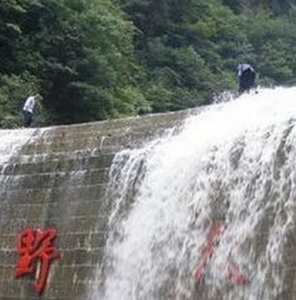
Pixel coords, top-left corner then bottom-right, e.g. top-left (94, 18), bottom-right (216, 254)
top-left (239, 69), bottom-right (256, 94)
top-left (23, 110), bottom-right (33, 127)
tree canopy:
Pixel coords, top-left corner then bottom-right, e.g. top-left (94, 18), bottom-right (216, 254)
top-left (1, 0), bottom-right (296, 127)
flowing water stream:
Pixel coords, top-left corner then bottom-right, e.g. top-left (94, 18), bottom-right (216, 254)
top-left (91, 87), bottom-right (296, 300)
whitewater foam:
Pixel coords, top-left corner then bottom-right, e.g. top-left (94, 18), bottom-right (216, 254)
top-left (92, 87), bottom-right (296, 300)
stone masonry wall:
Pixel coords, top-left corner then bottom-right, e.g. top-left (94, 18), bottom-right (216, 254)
top-left (0, 111), bottom-right (189, 300)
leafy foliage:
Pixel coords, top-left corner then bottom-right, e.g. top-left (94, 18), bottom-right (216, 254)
top-left (1, 0), bottom-right (296, 127)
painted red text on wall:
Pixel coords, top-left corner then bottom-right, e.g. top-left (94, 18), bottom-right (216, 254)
top-left (194, 221), bottom-right (248, 285)
top-left (15, 227), bottom-right (60, 294)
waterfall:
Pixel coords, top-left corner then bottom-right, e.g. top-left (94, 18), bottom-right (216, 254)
top-left (92, 87), bottom-right (296, 300)
top-left (0, 129), bottom-right (38, 165)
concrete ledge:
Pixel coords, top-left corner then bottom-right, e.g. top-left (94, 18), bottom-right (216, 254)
top-left (0, 110), bottom-right (190, 300)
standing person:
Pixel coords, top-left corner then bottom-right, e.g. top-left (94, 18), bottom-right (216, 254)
top-left (237, 63), bottom-right (256, 94)
top-left (23, 94), bottom-right (37, 127)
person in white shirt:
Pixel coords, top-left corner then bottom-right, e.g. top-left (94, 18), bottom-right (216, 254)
top-left (23, 95), bottom-right (36, 127)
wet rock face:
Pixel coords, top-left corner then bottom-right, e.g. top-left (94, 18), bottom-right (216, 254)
top-left (0, 111), bottom-right (187, 300)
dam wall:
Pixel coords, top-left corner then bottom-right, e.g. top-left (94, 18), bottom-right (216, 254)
top-left (4, 87), bottom-right (296, 300)
top-left (0, 110), bottom-right (188, 300)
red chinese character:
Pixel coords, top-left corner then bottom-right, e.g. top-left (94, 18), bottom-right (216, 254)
top-left (194, 221), bottom-right (225, 283)
top-left (15, 228), bottom-right (60, 294)
top-left (194, 221), bottom-right (248, 285)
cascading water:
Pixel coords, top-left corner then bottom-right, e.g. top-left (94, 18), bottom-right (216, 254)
top-left (0, 129), bottom-right (37, 165)
top-left (92, 87), bottom-right (296, 300)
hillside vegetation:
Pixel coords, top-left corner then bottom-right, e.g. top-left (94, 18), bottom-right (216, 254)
top-left (1, 0), bottom-right (296, 127)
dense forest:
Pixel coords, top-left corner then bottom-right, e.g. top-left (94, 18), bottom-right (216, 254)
top-left (1, 0), bottom-right (296, 127)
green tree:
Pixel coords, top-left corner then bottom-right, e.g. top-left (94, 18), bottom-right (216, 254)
top-left (0, 0), bottom-right (28, 73)
top-left (15, 0), bottom-right (144, 124)
top-left (1, 0), bottom-right (296, 128)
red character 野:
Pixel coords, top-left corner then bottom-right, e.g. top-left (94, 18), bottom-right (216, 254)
top-left (15, 227), bottom-right (60, 294)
